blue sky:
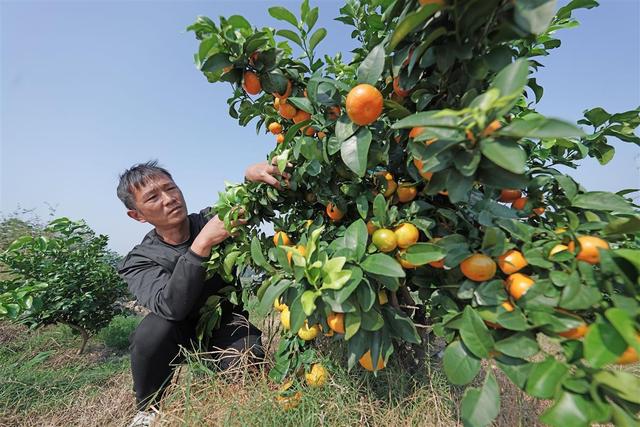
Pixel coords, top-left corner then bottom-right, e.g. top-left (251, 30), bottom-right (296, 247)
top-left (1, 0), bottom-right (638, 255)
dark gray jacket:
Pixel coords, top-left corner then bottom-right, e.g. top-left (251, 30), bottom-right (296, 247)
top-left (118, 208), bottom-right (228, 322)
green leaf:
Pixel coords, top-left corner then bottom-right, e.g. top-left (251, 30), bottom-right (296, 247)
top-left (525, 357), bottom-right (569, 399)
top-left (593, 370), bottom-right (640, 405)
top-left (491, 59), bottom-right (529, 102)
top-left (499, 117), bottom-right (585, 139)
top-left (268, 7), bottom-right (299, 28)
top-left (572, 191), bottom-right (634, 212)
top-left (341, 127), bottom-right (372, 177)
top-left (357, 44), bottom-right (385, 85)
top-left (259, 279), bottom-right (290, 314)
top-left (540, 391), bottom-right (595, 427)
top-left (345, 310), bottom-right (361, 340)
top-left (443, 340), bottom-right (481, 385)
top-left (361, 254), bottom-right (406, 278)
top-left (301, 290), bottom-right (320, 316)
top-left (514, 0), bottom-right (556, 35)
top-left (335, 114), bottom-right (358, 142)
top-left (356, 195), bottom-right (368, 219)
top-left (479, 139), bottom-right (527, 174)
top-left (495, 332), bottom-right (539, 358)
top-left (605, 308), bottom-right (640, 356)
top-left (382, 306), bottom-right (421, 343)
top-left (583, 107), bottom-right (611, 127)
top-left (251, 237), bottom-right (274, 272)
top-left (387, 4), bottom-right (441, 51)
top-left (459, 306), bottom-right (495, 358)
top-left (309, 28), bottom-right (327, 51)
top-left (286, 96), bottom-right (313, 113)
top-left (200, 53), bottom-right (232, 73)
top-left (404, 243), bottom-right (446, 265)
top-left (460, 371), bottom-right (500, 427)
top-left (495, 355), bottom-right (531, 389)
top-left (373, 194), bottom-right (387, 224)
top-left (344, 219), bottom-right (368, 261)
top-left (584, 320), bottom-right (629, 367)
top-left (276, 29), bottom-right (302, 47)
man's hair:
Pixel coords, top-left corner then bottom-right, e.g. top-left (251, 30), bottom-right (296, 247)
top-left (117, 160), bottom-right (173, 210)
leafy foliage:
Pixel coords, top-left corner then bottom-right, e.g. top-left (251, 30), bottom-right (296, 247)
top-left (189, 0), bottom-right (640, 425)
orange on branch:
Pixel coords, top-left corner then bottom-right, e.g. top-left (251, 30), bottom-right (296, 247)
top-left (558, 323), bottom-right (588, 340)
top-left (273, 231), bottom-right (291, 247)
top-left (242, 71), bottom-right (261, 95)
top-left (481, 120), bottom-right (502, 137)
top-left (549, 244), bottom-right (568, 257)
top-left (326, 203), bottom-right (345, 221)
top-left (397, 184), bottom-right (417, 203)
top-left (359, 350), bottom-right (385, 371)
top-left (497, 249), bottom-right (528, 275)
top-left (287, 245), bottom-right (306, 265)
top-left (366, 220), bottom-right (378, 235)
top-left (346, 84), bottom-right (383, 126)
top-left (409, 127), bottom-right (424, 139)
top-left (394, 223), bottom-right (419, 249)
top-left (511, 197), bottom-right (528, 210)
top-left (279, 102), bottom-right (297, 120)
top-left (413, 158), bottom-right (433, 181)
top-left (499, 189), bottom-right (522, 203)
top-left (276, 133), bottom-right (285, 144)
top-left (297, 321), bottom-right (321, 341)
top-left (292, 109), bottom-right (311, 124)
top-left (327, 312), bottom-right (345, 334)
top-left (317, 131), bottom-right (326, 139)
top-left (327, 105), bottom-right (341, 121)
top-left (372, 229), bottom-right (398, 253)
top-left (460, 254), bottom-right (496, 282)
top-left (505, 273), bottom-right (535, 300)
top-left (268, 122), bottom-right (283, 135)
top-left (568, 236), bottom-right (609, 264)
top-left (393, 76), bottom-right (410, 97)
top-left (396, 250), bottom-right (417, 269)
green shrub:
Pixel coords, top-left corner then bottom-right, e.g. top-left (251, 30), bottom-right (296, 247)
top-left (98, 315), bottom-right (142, 350)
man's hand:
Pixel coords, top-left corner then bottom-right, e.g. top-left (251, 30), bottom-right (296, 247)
top-left (245, 159), bottom-right (292, 190)
top-left (191, 215), bottom-right (246, 257)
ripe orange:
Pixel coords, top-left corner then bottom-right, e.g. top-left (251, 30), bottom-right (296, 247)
top-left (326, 203), bottom-right (345, 221)
top-left (532, 207), bottom-right (545, 216)
top-left (287, 245), bottom-right (306, 265)
top-left (409, 127), bottom-right (424, 139)
top-left (345, 84), bottom-right (384, 126)
top-left (327, 312), bottom-right (345, 334)
top-left (413, 158), bottom-right (433, 181)
top-left (366, 220), bottom-right (378, 235)
top-left (549, 244), bottom-right (568, 257)
top-left (272, 79), bottom-right (292, 100)
top-left (460, 254), bottom-right (497, 281)
top-left (280, 307), bottom-right (291, 330)
top-left (292, 109), bottom-right (311, 124)
top-left (505, 273), bottom-right (535, 300)
top-left (298, 321), bottom-right (321, 341)
top-left (383, 177), bottom-right (397, 197)
top-left (502, 301), bottom-right (515, 312)
top-left (481, 120), bottom-right (502, 137)
top-left (499, 189), bottom-right (522, 203)
top-left (327, 105), bottom-right (341, 121)
top-left (568, 236), bottom-right (609, 264)
top-left (276, 133), bottom-right (285, 144)
top-left (497, 249), bottom-right (528, 275)
top-left (359, 350), bottom-right (385, 371)
top-left (429, 259), bottom-right (445, 268)
top-left (303, 126), bottom-right (315, 136)
top-left (558, 323), bottom-right (588, 340)
top-left (393, 76), bottom-right (410, 97)
top-left (396, 250), bottom-right (417, 269)
top-left (268, 122), bottom-right (283, 134)
top-left (317, 131), bottom-right (326, 139)
top-left (511, 197), bottom-right (528, 210)
top-left (372, 228), bottom-right (398, 253)
top-left (242, 71), bottom-right (261, 95)
top-left (394, 223), bottom-right (419, 249)
top-left (273, 231), bottom-right (291, 246)
top-left (305, 363), bottom-right (327, 388)
top-left (273, 97), bottom-right (281, 109)
top-left (279, 102), bottom-right (297, 120)
top-left (616, 335), bottom-right (640, 364)
top-left (465, 129), bottom-right (476, 144)
top-left (397, 184), bottom-right (417, 203)
top-left (273, 297), bottom-right (287, 312)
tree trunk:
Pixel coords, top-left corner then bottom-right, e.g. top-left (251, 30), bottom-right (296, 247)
top-left (63, 322), bottom-right (90, 355)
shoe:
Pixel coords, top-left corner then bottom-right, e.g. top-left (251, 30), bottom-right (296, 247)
top-left (128, 410), bottom-right (156, 427)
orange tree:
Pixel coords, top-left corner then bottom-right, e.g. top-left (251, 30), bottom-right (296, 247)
top-left (188, 1), bottom-right (640, 425)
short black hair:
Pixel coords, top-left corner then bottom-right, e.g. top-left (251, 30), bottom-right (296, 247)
top-left (117, 160), bottom-right (173, 210)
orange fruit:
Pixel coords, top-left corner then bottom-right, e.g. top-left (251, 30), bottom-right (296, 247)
top-left (505, 273), bottom-right (535, 300)
top-left (372, 228), bottom-right (397, 253)
top-left (273, 231), bottom-right (291, 246)
top-left (532, 207), bottom-right (545, 216)
top-left (511, 197), bottom-right (528, 210)
top-left (497, 249), bottom-right (528, 275)
top-left (279, 102), bottom-right (297, 120)
top-left (409, 127), bottom-right (424, 139)
top-left (268, 122), bottom-right (283, 134)
top-left (273, 297), bottom-right (287, 312)
top-left (305, 363), bottom-right (327, 388)
top-left (549, 244), bottom-right (568, 257)
top-left (298, 321), bottom-right (321, 341)
top-left (558, 323), bottom-right (588, 340)
top-left (499, 189), bottom-right (522, 203)
top-left (383, 177), bottom-right (397, 198)
top-left (276, 133), bottom-right (285, 144)
top-left (394, 223), bottom-right (419, 249)
top-left (359, 350), bottom-right (385, 371)
top-left (460, 254), bottom-right (497, 282)
top-left (616, 335), bottom-right (640, 364)
top-left (366, 220), bottom-right (379, 235)
top-left (568, 236), bottom-right (609, 264)
top-left (393, 76), bottom-right (410, 97)
top-left (242, 71), bottom-right (261, 95)
top-left (345, 84), bottom-right (384, 126)
top-left (327, 105), bottom-right (341, 121)
top-left (287, 245), bottom-right (306, 265)
top-left (280, 307), bottom-right (291, 330)
top-left (413, 158), bottom-right (433, 181)
top-left (465, 128), bottom-right (476, 144)
top-left (317, 131), bottom-right (326, 139)
top-left (396, 184), bottom-right (417, 203)
top-left (327, 312), bottom-right (345, 334)
top-left (272, 79), bottom-right (292, 100)
top-left (273, 97), bottom-right (281, 109)
top-left (396, 250), bottom-right (417, 269)
top-left (292, 109), bottom-right (311, 124)
top-left (481, 120), bottom-right (502, 137)
top-left (303, 126), bottom-right (315, 136)
top-left (326, 203), bottom-right (345, 221)
top-left (429, 259), bottom-right (445, 268)
top-left (502, 301), bottom-right (515, 312)
top-left (378, 290), bottom-right (388, 305)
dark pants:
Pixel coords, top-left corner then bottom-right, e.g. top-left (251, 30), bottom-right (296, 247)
top-left (129, 312), bottom-right (263, 410)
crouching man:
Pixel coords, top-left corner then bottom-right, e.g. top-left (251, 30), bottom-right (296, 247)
top-left (116, 160), bottom-right (286, 426)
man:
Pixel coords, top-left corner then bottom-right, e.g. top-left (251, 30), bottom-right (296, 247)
top-left (116, 160), bottom-right (287, 426)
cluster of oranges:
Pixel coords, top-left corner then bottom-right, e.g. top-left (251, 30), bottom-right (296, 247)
top-left (499, 188), bottom-right (545, 216)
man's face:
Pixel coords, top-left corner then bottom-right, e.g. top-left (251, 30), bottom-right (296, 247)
top-left (126, 174), bottom-right (188, 227)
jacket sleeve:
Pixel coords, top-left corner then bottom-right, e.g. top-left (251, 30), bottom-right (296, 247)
top-left (118, 248), bottom-right (209, 321)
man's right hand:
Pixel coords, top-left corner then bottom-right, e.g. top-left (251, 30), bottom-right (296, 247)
top-left (191, 215), bottom-right (245, 257)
